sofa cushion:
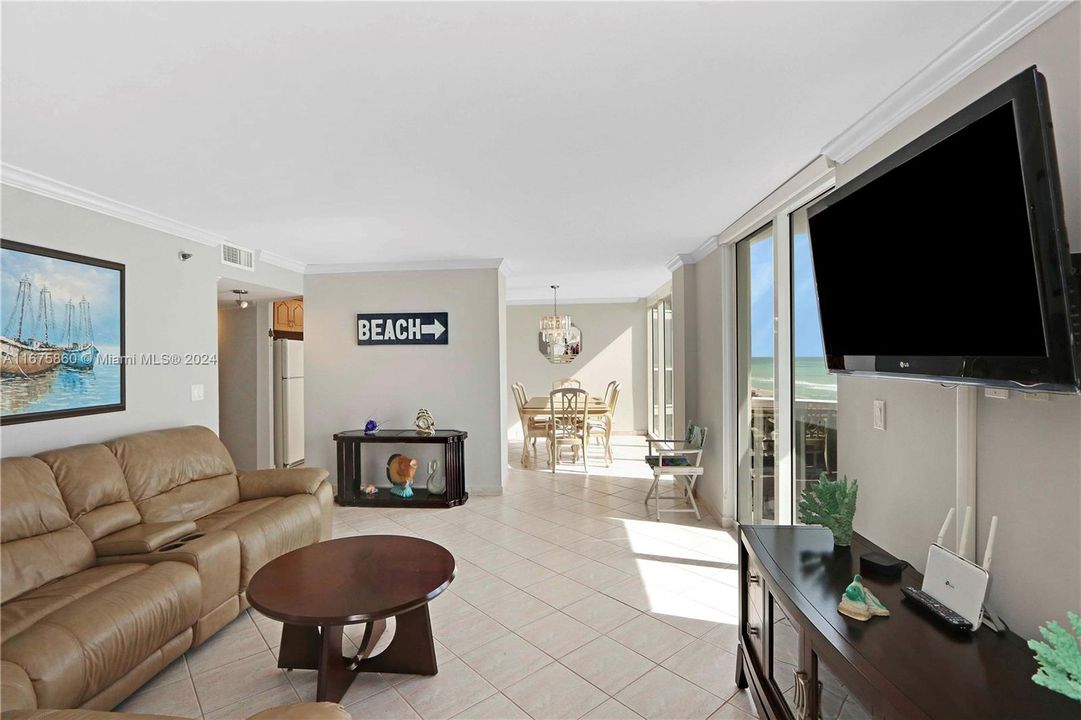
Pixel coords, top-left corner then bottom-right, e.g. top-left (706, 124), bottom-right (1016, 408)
top-left (0, 458), bottom-right (95, 603)
top-left (106, 426), bottom-right (239, 523)
top-left (1, 561), bottom-right (200, 709)
top-left (196, 495), bottom-right (324, 589)
top-left (36, 444), bottom-right (141, 542)
top-left (1, 565), bottom-right (143, 644)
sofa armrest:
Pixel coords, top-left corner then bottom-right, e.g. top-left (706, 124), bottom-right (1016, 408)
top-left (247, 702), bottom-right (351, 720)
top-left (92, 521), bottom-right (199, 557)
top-left (1, 661), bottom-right (37, 712)
top-left (238, 468), bottom-right (329, 500)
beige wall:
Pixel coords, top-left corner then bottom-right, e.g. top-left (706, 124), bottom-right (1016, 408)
top-left (304, 268), bottom-right (507, 494)
top-left (836, 5), bottom-right (1081, 638)
top-left (683, 253), bottom-right (729, 522)
top-left (506, 301), bottom-right (647, 434)
top-left (0, 185), bottom-right (302, 457)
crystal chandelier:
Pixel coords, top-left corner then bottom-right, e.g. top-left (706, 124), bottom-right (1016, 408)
top-left (538, 285), bottom-right (582, 364)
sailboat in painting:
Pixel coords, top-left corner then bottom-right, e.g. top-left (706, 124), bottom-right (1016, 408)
top-left (61, 297), bottom-right (99, 370)
top-left (0, 276), bottom-right (63, 377)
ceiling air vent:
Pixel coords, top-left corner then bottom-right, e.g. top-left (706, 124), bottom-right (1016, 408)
top-left (221, 242), bottom-right (255, 271)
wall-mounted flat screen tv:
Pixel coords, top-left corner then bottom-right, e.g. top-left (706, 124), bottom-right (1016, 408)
top-left (808, 66), bottom-right (1079, 393)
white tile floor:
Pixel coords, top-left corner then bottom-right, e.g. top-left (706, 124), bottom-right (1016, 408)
top-left (116, 436), bottom-right (758, 720)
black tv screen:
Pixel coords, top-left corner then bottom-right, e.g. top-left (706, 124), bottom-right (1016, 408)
top-left (808, 66), bottom-right (1079, 392)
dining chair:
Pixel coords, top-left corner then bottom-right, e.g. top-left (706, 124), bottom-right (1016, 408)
top-left (516, 382), bottom-right (549, 424)
top-left (644, 424), bottom-right (707, 520)
top-left (547, 387), bottom-right (589, 473)
top-left (552, 378), bottom-right (581, 390)
top-left (513, 383), bottom-right (548, 466)
top-left (586, 381), bottom-right (621, 465)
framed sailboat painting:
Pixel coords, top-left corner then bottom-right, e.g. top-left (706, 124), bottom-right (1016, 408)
top-left (1, 239), bottom-right (125, 424)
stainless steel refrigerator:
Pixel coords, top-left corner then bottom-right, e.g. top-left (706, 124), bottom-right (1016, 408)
top-left (273, 338), bottom-right (305, 467)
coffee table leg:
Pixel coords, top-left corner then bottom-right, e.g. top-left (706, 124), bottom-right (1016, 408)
top-left (277, 623), bottom-right (320, 670)
top-left (316, 624), bottom-right (356, 703)
top-left (354, 604), bottom-right (437, 675)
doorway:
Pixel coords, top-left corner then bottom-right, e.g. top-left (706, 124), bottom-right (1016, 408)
top-left (216, 280), bottom-right (303, 470)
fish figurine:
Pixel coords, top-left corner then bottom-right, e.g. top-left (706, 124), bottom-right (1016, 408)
top-left (387, 453), bottom-right (418, 498)
top-left (837, 574), bottom-right (890, 622)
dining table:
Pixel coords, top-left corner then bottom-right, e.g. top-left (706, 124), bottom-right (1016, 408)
top-left (521, 395), bottom-right (611, 422)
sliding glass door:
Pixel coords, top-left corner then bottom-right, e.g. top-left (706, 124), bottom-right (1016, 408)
top-left (791, 205), bottom-right (839, 509)
top-left (648, 297), bottom-right (675, 439)
top-left (735, 194), bottom-right (839, 526)
top-left (736, 225), bottom-right (776, 524)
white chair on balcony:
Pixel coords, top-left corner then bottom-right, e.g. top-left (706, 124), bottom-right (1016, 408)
top-left (644, 424), bottom-right (707, 521)
top-left (547, 387), bottom-right (589, 473)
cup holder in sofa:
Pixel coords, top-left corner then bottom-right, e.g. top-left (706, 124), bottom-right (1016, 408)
top-left (158, 543), bottom-right (185, 552)
top-left (180, 532), bottom-right (205, 542)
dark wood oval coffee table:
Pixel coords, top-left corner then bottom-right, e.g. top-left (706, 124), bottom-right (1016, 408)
top-left (247, 535), bottom-right (455, 703)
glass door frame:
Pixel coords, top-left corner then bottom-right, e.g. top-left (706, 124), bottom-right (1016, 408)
top-left (725, 175), bottom-right (836, 527)
top-left (647, 295), bottom-right (674, 439)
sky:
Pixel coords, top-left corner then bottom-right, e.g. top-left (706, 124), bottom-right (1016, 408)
top-left (1, 247), bottom-right (122, 346)
top-left (749, 229), bottom-right (826, 359)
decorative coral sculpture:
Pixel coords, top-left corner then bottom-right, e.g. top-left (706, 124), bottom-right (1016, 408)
top-left (1028, 612), bottom-right (1081, 700)
top-left (837, 574), bottom-right (889, 622)
top-left (798, 472), bottom-right (858, 546)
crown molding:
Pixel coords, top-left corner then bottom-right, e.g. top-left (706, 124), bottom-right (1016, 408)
top-left (259, 250), bottom-right (307, 274)
top-left (506, 296), bottom-right (642, 306)
top-left (665, 253), bottom-right (697, 272)
top-left (1, 163), bottom-right (229, 247)
top-left (822, 0), bottom-right (1071, 163)
top-left (305, 258), bottom-right (507, 275)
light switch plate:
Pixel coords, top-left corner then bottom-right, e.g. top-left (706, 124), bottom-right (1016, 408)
top-left (191, 384), bottom-right (205, 402)
top-left (873, 400), bottom-right (886, 431)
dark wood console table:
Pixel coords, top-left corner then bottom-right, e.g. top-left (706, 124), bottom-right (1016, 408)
top-left (737, 525), bottom-right (1075, 720)
top-left (333, 429), bottom-right (468, 508)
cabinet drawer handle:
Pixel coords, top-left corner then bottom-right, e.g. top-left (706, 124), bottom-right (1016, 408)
top-left (747, 571), bottom-right (760, 585)
top-left (793, 671), bottom-right (809, 720)
top-left (747, 625), bottom-right (760, 637)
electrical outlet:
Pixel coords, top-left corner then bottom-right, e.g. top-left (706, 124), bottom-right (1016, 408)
top-left (984, 388), bottom-right (1009, 399)
top-left (191, 384), bottom-right (205, 402)
top-left (1023, 391), bottom-right (1050, 401)
top-left (873, 400), bottom-right (886, 431)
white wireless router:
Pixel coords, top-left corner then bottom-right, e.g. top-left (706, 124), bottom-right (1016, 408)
top-left (921, 507), bottom-right (998, 631)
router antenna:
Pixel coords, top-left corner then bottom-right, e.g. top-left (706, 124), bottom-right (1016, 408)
top-left (982, 516), bottom-right (998, 571)
top-left (936, 507), bottom-right (955, 547)
top-left (958, 506), bottom-right (973, 559)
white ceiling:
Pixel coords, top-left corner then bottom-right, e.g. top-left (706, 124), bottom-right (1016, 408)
top-left (2, 2), bottom-right (1003, 301)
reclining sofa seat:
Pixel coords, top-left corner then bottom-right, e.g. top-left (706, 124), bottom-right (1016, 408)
top-left (0, 425), bottom-right (333, 713)
top-left (0, 458), bottom-right (201, 711)
top-left (103, 426), bottom-right (334, 601)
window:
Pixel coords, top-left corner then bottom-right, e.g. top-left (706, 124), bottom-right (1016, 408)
top-left (648, 297), bottom-right (675, 438)
top-left (734, 190), bottom-right (838, 525)
top-left (791, 204), bottom-right (839, 511)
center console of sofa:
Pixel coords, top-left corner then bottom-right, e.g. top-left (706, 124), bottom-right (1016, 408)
top-left (0, 426), bottom-right (334, 714)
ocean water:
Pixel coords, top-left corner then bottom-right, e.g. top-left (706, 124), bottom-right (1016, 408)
top-left (750, 356), bottom-right (837, 401)
top-left (1, 346), bottom-right (121, 418)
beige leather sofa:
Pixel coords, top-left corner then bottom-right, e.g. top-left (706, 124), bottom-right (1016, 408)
top-left (0, 426), bottom-right (333, 714)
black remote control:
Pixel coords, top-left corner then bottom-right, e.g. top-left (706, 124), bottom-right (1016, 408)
top-left (901, 586), bottom-right (973, 632)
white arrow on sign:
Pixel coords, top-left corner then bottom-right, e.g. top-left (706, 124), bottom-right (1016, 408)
top-left (422, 318), bottom-right (446, 339)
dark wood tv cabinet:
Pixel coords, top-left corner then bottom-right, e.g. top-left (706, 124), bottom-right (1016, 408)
top-left (736, 525), bottom-right (1075, 720)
